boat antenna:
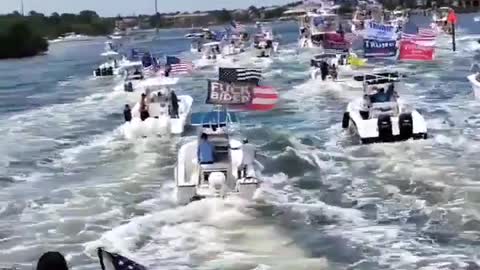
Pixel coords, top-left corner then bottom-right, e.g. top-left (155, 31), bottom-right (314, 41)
top-left (20, 0), bottom-right (24, 16)
top-left (154, 0), bottom-right (159, 33)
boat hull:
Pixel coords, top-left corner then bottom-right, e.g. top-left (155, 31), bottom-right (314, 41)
top-left (343, 98), bottom-right (428, 144)
top-left (123, 95), bottom-right (193, 139)
top-left (468, 74), bottom-right (480, 99)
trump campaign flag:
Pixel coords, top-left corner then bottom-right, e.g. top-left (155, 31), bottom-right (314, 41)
top-left (399, 40), bottom-right (435, 61)
top-left (363, 39), bottom-right (397, 57)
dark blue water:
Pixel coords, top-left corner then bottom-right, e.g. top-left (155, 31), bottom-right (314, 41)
top-left (0, 15), bottom-right (480, 270)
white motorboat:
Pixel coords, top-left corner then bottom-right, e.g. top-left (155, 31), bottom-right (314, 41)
top-left (49, 32), bottom-right (95, 43)
top-left (185, 28), bottom-right (216, 53)
top-left (113, 62), bottom-right (146, 92)
top-left (193, 42), bottom-right (232, 68)
top-left (342, 72), bottom-right (427, 144)
top-left (175, 110), bottom-right (261, 204)
top-left (310, 51), bottom-right (356, 80)
top-left (468, 64), bottom-right (480, 99)
top-left (93, 47), bottom-right (143, 78)
top-left (93, 51), bottom-right (122, 77)
top-left (298, 11), bottom-right (341, 49)
top-left (432, 7), bottom-right (451, 33)
top-left (123, 77), bottom-right (193, 138)
top-left (253, 26), bottom-right (279, 58)
top-left (390, 9), bottom-right (409, 30)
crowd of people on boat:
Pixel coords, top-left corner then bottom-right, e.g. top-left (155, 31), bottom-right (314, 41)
top-left (123, 89), bottom-right (180, 122)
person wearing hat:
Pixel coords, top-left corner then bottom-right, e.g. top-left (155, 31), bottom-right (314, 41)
top-left (239, 138), bottom-right (256, 178)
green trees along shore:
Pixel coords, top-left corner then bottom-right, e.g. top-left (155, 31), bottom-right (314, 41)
top-left (0, 10), bottom-right (114, 59)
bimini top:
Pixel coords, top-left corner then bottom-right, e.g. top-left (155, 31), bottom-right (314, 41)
top-left (140, 77), bottom-right (179, 87)
top-left (203, 41), bottom-right (221, 47)
top-left (353, 72), bottom-right (402, 85)
top-left (101, 51), bottom-right (120, 57)
top-left (191, 111), bottom-right (239, 127)
top-left (313, 53), bottom-right (342, 60)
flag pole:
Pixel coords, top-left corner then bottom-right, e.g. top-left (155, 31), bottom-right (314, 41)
top-left (451, 23), bottom-right (456, 52)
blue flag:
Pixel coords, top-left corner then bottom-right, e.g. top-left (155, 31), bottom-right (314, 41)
top-left (166, 56), bottom-right (180, 65)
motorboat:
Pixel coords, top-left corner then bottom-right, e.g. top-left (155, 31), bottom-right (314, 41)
top-left (93, 43), bottom-right (144, 78)
top-left (193, 42), bottom-right (231, 68)
top-left (351, 4), bottom-right (385, 35)
top-left (49, 32), bottom-right (94, 43)
top-left (342, 72), bottom-right (427, 144)
top-left (113, 62), bottom-right (145, 92)
top-left (175, 110), bottom-right (261, 204)
top-left (93, 51), bottom-right (122, 77)
top-left (253, 25), bottom-right (279, 58)
top-left (310, 51), bottom-right (353, 80)
top-left (432, 7), bottom-right (451, 33)
top-left (298, 11), bottom-right (341, 49)
top-left (468, 64), bottom-right (480, 99)
top-left (108, 28), bottom-right (127, 39)
top-left (390, 9), bottom-right (409, 30)
top-left (185, 28), bottom-right (216, 53)
top-left (123, 77), bottom-right (193, 138)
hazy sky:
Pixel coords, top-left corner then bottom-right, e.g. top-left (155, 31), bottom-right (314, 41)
top-left (1, 0), bottom-right (295, 17)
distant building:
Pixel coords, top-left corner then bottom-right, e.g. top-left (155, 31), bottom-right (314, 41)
top-left (115, 17), bottom-right (139, 30)
top-left (162, 12), bottom-right (212, 27)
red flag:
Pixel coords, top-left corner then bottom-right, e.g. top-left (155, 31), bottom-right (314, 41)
top-left (447, 10), bottom-right (458, 24)
top-left (399, 40), bottom-right (435, 61)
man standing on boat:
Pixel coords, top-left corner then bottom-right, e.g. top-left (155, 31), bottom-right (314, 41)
top-left (240, 138), bottom-right (256, 178)
top-left (170, 90), bottom-right (179, 118)
top-left (123, 104), bottom-right (132, 122)
top-left (198, 133), bottom-right (215, 164)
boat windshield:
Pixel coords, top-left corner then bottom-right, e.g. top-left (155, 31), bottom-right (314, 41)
top-left (191, 111), bottom-right (239, 127)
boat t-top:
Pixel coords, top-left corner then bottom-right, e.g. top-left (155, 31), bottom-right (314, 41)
top-left (113, 62), bottom-right (145, 92)
top-left (185, 28), bottom-right (216, 53)
top-left (342, 72), bottom-right (427, 144)
top-left (175, 109), bottom-right (261, 204)
top-left (123, 77), bottom-right (193, 139)
top-left (202, 41), bottom-right (222, 60)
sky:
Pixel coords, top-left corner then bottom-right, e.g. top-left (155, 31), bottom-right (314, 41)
top-left (1, 0), bottom-right (296, 17)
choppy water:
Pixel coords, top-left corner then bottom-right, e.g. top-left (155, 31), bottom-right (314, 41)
top-left (1, 14), bottom-right (480, 270)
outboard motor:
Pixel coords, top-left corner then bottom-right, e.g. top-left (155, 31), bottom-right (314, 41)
top-left (95, 68), bottom-right (101, 77)
top-left (377, 114), bottom-right (393, 141)
top-left (101, 68), bottom-right (107, 76)
top-left (398, 113), bottom-right (413, 139)
top-left (208, 172), bottom-right (227, 197)
top-left (107, 67), bottom-right (113, 76)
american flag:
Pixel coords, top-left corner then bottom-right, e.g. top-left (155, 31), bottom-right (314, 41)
top-left (97, 248), bottom-right (147, 270)
top-left (245, 85), bottom-right (279, 111)
top-left (401, 26), bottom-right (437, 46)
top-left (418, 27), bottom-right (437, 37)
top-left (166, 56), bottom-right (193, 75)
top-left (219, 68), bottom-right (262, 84)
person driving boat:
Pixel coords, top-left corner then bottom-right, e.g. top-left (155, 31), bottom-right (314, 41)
top-left (197, 133), bottom-right (215, 164)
